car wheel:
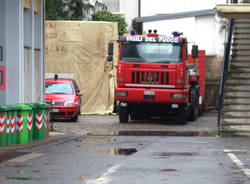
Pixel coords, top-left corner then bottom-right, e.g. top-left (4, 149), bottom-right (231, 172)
top-left (78, 106), bottom-right (81, 115)
top-left (119, 106), bottom-right (128, 123)
top-left (71, 113), bottom-right (78, 122)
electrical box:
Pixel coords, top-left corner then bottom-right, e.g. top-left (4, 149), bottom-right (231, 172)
top-left (0, 66), bottom-right (5, 90)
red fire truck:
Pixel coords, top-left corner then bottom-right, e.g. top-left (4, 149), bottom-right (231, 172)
top-left (108, 30), bottom-right (203, 124)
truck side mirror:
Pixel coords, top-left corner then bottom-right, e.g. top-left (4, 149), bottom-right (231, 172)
top-left (107, 42), bottom-right (114, 62)
top-left (192, 45), bottom-right (198, 58)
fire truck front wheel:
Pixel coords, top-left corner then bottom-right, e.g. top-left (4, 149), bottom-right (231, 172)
top-left (178, 104), bottom-right (188, 124)
top-left (119, 102), bottom-right (129, 123)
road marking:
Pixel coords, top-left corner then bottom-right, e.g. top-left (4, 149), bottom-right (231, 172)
top-left (7, 153), bottom-right (43, 163)
top-left (224, 149), bottom-right (250, 178)
top-left (86, 164), bottom-right (121, 184)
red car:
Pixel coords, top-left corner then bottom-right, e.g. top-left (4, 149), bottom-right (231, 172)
top-left (45, 77), bottom-right (83, 122)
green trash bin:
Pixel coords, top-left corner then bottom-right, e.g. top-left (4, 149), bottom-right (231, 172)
top-left (31, 103), bottom-right (50, 140)
top-left (24, 104), bottom-right (33, 142)
top-left (16, 104), bottom-right (32, 144)
top-left (0, 105), bottom-right (9, 146)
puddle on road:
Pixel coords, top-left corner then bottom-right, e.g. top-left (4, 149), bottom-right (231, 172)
top-left (153, 152), bottom-right (197, 158)
top-left (78, 139), bottom-right (117, 144)
top-left (87, 131), bottom-right (119, 136)
top-left (160, 169), bottom-right (177, 172)
top-left (75, 173), bottom-right (91, 181)
top-left (86, 148), bottom-right (137, 156)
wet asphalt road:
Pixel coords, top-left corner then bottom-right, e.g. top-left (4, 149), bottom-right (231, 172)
top-left (1, 135), bottom-right (250, 183)
top-left (52, 111), bottom-right (218, 135)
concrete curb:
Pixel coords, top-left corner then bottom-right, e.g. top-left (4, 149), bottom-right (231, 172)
top-left (87, 130), bottom-right (213, 137)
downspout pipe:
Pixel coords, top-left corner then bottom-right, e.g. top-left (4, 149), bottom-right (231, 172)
top-left (138, 0), bottom-right (141, 17)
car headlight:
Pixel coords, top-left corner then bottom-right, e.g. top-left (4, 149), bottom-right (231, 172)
top-left (64, 101), bottom-right (76, 106)
top-left (171, 93), bottom-right (185, 99)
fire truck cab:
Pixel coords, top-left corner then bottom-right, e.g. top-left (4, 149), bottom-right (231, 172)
top-left (108, 30), bottom-right (200, 124)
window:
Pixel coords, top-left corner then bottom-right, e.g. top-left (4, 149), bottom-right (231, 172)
top-left (120, 42), bottom-right (182, 63)
top-left (45, 83), bottom-right (74, 94)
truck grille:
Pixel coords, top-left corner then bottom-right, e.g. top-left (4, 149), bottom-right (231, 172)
top-left (131, 71), bottom-right (169, 84)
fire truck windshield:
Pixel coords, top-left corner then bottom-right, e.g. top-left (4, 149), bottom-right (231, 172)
top-left (120, 42), bottom-right (182, 63)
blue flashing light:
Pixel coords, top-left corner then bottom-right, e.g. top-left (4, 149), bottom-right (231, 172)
top-left (172, 31), bottom-right (183, 36)
top-left (131, 29), bottom-right (135, 35)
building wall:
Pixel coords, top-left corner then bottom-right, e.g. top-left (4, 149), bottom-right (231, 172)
top-left (99, 0), bottom-right (139, 30)
top-left (102, 0), bottom-right (119, 12)
top-left (0, 0), bottom-right (6, 104)
top-left (119, 0), bottom-right (139, 30)
top-left (5, 0), bottom-right (22, 104)
top-left (0, 0), bottom-right (44, 105)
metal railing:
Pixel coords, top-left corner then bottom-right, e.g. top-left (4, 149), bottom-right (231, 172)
top-left (217, 0), bottom-right (238, 136)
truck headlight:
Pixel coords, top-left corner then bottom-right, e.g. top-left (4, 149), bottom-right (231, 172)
top-left (116, 92), bottom-right (128, 97)
top-left (171, 93), bottom-right (185, 99)
top-left (64, 101), bottom-right (76, 106)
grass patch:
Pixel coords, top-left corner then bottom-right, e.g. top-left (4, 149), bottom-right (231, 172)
top-left (210, 130), bottom-right (219, 136)
top-left (7, 177), bottom-right (38, 181)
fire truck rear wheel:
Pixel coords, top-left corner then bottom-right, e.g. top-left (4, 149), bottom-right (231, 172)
top-left (119, 106), bottom-right (129, 123)
top-left (189, 87), bottom-right (198, 121)
top-left (130, 112), bottom-right (139, 120)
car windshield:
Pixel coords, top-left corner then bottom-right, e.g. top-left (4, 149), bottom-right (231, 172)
top-left (45, 83), bottom-right (74, 94)
top-left (120, 42), bottom-right (182, 63)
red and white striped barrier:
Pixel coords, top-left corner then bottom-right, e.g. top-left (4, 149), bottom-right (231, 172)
top-left (6, 116), bottom-right (10, 134)
top-left (27, 114), bottom-right (32, 131)
top-left (16, 115), bottom-right (24, 132)
top-left (0, 115), bottom-right (5, 133)
top-left (44, 113), bottom-right (48, 129)
top-left (11, 116), bottom-right (15, 133)
top-left (36, 114), bottom-right (43, 130)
